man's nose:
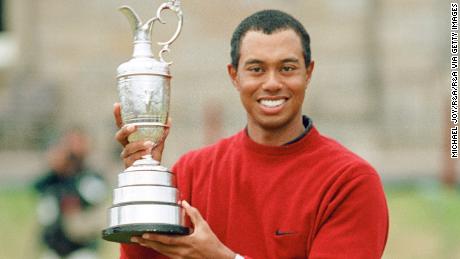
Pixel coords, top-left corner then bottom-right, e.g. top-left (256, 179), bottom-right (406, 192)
top-left (262, 71), bottom-right (283, 92)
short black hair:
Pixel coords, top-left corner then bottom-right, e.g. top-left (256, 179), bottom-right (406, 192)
top-left (230, 10), bottom-right (311, 69)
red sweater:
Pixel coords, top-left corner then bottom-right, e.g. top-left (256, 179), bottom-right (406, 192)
top-left (121, 126), bottom-right (388, 258)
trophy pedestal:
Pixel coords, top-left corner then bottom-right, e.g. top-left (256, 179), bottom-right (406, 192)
top-left (102, 156), bottom-right (189, 243)
top-left (103, 224), bottom-right (189, 243)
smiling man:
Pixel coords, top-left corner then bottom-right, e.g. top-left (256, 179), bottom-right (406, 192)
top-left (229, 28), bottom-right (313, 146)
top-left (115, 10), bottom-right (388, 259)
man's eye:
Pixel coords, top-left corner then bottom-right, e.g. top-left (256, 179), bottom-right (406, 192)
top-left (281, 66), bottom-right (295, 72)
top-left (249, 67), bottom-right (263, 73)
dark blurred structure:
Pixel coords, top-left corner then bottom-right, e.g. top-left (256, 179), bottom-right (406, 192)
top-left (443, 103), bottom-right (458, 188)
top-left (34, 128), bottom-right (108, 259)
top-left (0, 0), bottom-right (4, 31)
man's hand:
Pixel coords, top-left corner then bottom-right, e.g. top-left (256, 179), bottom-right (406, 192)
top-left (131, 201), bottom-right (236, 259)
top-left (113, 103), bottom-right (169, 168)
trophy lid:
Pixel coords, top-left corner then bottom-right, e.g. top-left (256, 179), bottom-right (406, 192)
top-left (125, 155), bottom-right (170, 173)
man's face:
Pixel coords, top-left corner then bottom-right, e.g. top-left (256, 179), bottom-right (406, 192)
top-left (228, 29), bottom-right (314, 132)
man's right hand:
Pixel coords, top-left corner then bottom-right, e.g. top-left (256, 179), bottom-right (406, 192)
top-left (113, 103), bottom-right (170, 168)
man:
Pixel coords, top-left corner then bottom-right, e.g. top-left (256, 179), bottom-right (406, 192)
top-left (35, 128), bottom-right (108, 259)
top-left (114, 10), bottom-right (388, 259)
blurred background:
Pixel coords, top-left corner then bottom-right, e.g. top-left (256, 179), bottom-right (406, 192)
top-left (0, 0), bottom-right (457, 258)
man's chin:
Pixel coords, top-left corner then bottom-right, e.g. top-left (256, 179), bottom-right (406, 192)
top-left (251, 115), bottom-right (292, 131)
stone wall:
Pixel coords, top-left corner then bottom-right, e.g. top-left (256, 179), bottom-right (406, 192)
top-left (0, 0), bottom-right (451, 182)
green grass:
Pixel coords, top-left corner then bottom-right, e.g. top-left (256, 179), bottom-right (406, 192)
top-left (0, 185), bottom-right (118, 259)
top-left (383, 184), bottom-right (460, 259)
top-left (0, 187), bottom-right (38, 259)
top-left (1, 183), bottom-right (459, 258)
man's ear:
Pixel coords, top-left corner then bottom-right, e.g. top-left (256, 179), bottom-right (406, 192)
top-left (227, 64), bottom-right (240, 91)
top-left (305, 60), bottom-right (315, 84)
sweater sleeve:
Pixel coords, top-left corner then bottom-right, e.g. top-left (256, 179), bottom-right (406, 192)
top-left (309, 173), bottom-right (389, 259)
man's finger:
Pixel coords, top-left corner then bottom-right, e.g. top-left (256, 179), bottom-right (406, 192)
top-left (115, 124), bottom-right (136, 147)
top-left (113, 103), bottom-right (123, 129)
top-left (121, 141), bottom-right (153, 168)
top-left (151, 118), bottom-right (172, 162)
top-left (151, 128), bottom-right (169, 162)
top-left (182, 200), bottom-right (205, 228)
top-left (121, 141), bottom-right (154, 159)
top-left (123, 149), bottom-right (153, 168)
top-left (131, 236), bottom-right (184, 257)
top-left (141, 233), bottom-right (187, 246)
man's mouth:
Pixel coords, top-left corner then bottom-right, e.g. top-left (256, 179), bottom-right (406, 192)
top-left (259, 98), bottom-right (287, 108)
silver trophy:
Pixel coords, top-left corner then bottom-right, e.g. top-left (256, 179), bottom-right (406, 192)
top-left (102, 0), bottom-right (188, 243)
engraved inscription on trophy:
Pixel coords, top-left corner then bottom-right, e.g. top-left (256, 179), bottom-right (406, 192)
top-left (102, 0), bottom-right (188, 243)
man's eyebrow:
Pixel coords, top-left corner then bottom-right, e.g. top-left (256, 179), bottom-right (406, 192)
top-left (243, 59), bottom-right (263, 66)
top-left (243, 58), bottom-right (300, 66)
top-left (282, 58), bottom-right (300, 63)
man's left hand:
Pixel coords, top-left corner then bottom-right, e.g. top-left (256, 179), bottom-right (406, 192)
top-left (131, 200), bottom-right (236, 259)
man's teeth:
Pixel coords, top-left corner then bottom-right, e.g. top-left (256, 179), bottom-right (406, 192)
top-left (260, 99), bottom-right (285, 108)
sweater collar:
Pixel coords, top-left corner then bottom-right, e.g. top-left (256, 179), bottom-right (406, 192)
top-left (283, 115), bottom-right (313, 145)
top-left (239, 116), bottom-right (319, 156)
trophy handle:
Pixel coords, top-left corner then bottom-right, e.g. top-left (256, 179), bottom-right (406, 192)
top-left (156, 0), bottom-right (183, 64)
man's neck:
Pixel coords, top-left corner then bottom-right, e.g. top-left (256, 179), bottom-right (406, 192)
top-left (247, 117), bottom-right (305, 146)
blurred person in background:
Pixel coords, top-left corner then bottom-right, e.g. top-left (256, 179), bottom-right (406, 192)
top-left (34, 128), bottom-right (108, 259)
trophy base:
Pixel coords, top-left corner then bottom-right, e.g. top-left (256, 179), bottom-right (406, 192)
top-left (102, 223), bottom-right (189, 243)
